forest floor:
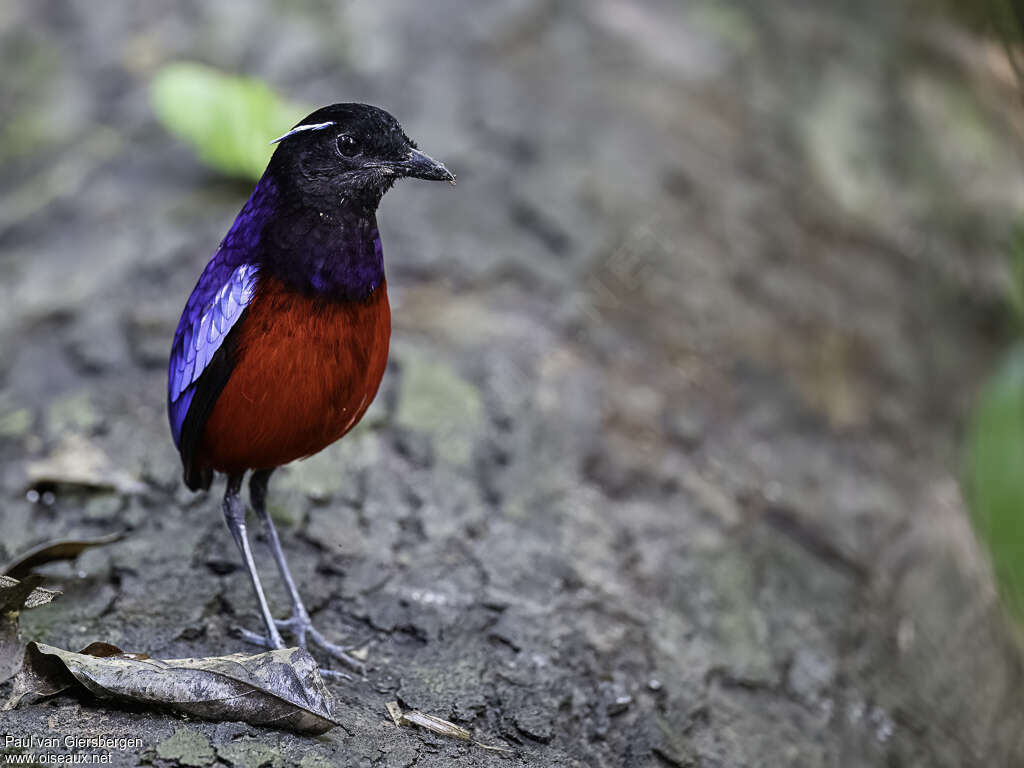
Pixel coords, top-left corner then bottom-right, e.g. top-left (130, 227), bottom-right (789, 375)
top-left (2, 1), bottom-right (1024, 766)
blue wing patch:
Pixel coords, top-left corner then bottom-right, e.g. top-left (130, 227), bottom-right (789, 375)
top-left (167, 262), bottom-right (259, 447)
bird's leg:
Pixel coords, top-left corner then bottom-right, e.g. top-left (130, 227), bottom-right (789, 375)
top-left (223, 473), bottom-right (286, 650)
top-left (248, 469), bottom-right (311, 644)
top-left (249, 469), bottom-right (365, 673)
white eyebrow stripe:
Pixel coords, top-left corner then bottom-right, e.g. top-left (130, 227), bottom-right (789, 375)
top-left (269, 121), bottom-right (336, 144)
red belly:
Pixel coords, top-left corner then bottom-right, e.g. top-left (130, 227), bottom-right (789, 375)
top-left (199, 277), bottom-right (390, 474)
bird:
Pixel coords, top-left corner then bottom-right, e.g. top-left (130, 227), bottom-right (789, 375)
top-left (166, 103), bottom-right (454, 672)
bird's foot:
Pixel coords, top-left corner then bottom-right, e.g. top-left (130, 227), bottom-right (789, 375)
top-left (232, 625), bottom-right (286, 651)
top-left (233, 611), bottom-right (366, 677)
top-left (276, 612), bottom-right (367, 676)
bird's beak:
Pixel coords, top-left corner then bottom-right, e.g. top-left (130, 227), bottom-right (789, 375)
top-left (397, 149), bottom-right (456, 184)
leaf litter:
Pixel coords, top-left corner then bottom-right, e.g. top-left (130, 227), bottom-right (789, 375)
top-left (4, 642), bottom-right (342, 735)
top-left (1, 534), bottom-right (343, 736)
top-left (387, 700), bottom-right (515, 754)
top-left (25, 433), bottom-right (146, 495)
top-left (0, 574), bottom-right (61, 684)
top-left (1, 531), bottom-right (126, 579)
top-left (0, 532), bottom-right (124, 684)
top-left (0, 535), bottom-right (504, 743)
top-left (0, 574), bottom-right (62, 610)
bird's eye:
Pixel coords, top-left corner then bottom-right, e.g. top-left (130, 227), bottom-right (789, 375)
top-left (336, 134), bottom-right (359, 157)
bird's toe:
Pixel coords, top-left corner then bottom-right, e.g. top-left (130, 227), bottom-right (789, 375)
top-left (273, 616), bottom-right (310, 648)
top-left (259, 611), bottom-right (366, 675)
top-left (232, 625), bottom-right (287, 650)
top-left (307, 626), bottom-right (367, 674)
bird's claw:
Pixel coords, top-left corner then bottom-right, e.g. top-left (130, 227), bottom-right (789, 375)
top-left (233, 613), bottom-right (366, 676)
top-left (232, 625), bottom-right (285, 650)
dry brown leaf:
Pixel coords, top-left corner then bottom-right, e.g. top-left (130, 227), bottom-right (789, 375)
top-left (0, 574), bottom-right (61, 610)
top-left (0, 575), bottom-right (62, 685)
top-left (25, 434), bottom-right (146, 494)
top-left (2, 531), bottom-right (126, 579)
top-left (4, 642), bottom-right (341, 734)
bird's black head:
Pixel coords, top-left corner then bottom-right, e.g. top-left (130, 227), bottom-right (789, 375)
top-left (266, 103), bottom-right (454, 208)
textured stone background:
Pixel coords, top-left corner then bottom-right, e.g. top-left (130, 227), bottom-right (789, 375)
top-left (3, 1), bottom-right (1024, 766)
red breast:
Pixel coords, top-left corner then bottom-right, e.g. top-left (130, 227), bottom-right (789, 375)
top-left (199, 276), bottom-right (391, 474)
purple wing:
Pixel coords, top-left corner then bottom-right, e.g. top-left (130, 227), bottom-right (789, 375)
top-left (167, 261), bottom-right (258, 447)
top-left (167, 175), bottom-right (279, 453)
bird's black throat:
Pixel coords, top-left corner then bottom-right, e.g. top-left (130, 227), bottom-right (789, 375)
top-left (251, 174), bottom-right (386, 302)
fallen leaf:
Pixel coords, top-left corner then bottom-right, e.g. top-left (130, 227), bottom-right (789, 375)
top-left (0, 575), bottom-right (61, 611)
top-left (0, 624), bottom-right (22, 686)
top-left (78, 641), bottom-right (147, 659)
top-left (25, 434), bottom-right (146, 494)
top-left (151, 62), bottom-right (308, 180)
top-left (0, 575), bottom-right (61, 685)
top-left (2, 637), bottom-right (79, 702)
top-left (2, 531), bottom-right (126, 579)
top-left (966, 344), bottom-right (1024, 620)
top-left (4, 643), bottom-right (341, 734)
top-left (3, 643), bottom-right (146, 702)
top-left (386, 700), bottom-right (514, 754)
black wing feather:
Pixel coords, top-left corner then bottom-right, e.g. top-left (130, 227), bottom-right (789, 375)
top-left (178, 312), bottom-right (248, 490)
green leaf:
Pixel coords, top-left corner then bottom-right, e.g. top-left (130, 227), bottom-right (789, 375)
top-left (1009, 222), bottom-right (1024, 330)
top-left (151, 62), bottom-right (308, 181)
top-left (965, 343), bottom-right (1024, 619)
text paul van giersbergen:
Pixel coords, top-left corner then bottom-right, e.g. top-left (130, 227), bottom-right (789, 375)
top-left (4, 735), bottom-right (142, 751)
